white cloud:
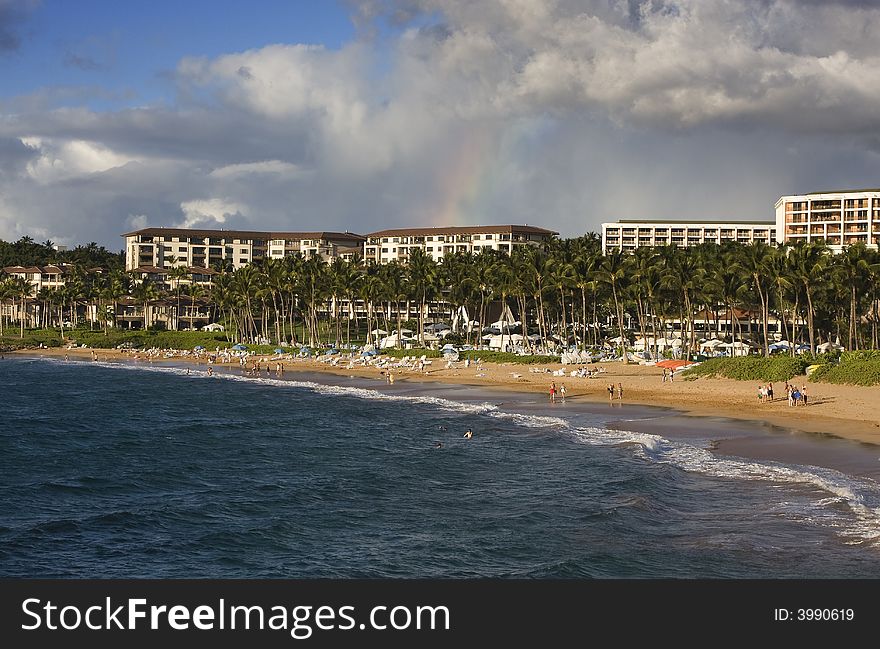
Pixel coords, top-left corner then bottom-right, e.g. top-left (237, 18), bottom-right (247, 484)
top-left (176, 198), bottom-right (247, 229)
top-left (208, 160), bottom-right (302, 179)
top-left (20, 136), bottom-right (139, 183)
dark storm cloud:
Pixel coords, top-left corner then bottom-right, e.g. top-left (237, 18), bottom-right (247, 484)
top-left (4, 0), bottom-right (880, 247)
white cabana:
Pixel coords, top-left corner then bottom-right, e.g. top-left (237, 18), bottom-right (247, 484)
top-left (817, 341), bottom-right (844, 353)
top-left (379, 333), bottom-right (413, 349)
top-left (486, 333), bottom-right (524, 349)
top-left (699, 338), bottom-right (725, 352)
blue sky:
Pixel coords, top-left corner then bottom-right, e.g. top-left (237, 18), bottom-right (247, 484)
top-left (2, 0), bottom-right (880, 248)
top-left (1, 0), bottom-right (356, 110)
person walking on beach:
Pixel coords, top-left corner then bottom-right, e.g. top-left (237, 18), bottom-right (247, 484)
top-left (662, 368), bottom-right (667, 383)
top-left (608, 383), bottom-right (615, 402)
top-left (758, 385), bottom-right (764, 403)
top-left (767, 382), bottom-right (774, 402)
top-left (549, 381), bottom-right (557, 403)
top-left (801, 386), bottom-right (808, 405)
top-left (617, 383), bottom-right (623, 401)
top-left (669, 368), bottom-right (675, 382)
top-left (787, 385), bottom-right (794, 407)
top-left (559, 384), bottom-right (567, 402)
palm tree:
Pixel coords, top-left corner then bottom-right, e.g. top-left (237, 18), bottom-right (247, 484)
top-left (598, 249), bottom-right (631, 362)
top-left (406, 248), bottom-right (437, 346)
top-left (167, 258), bottom-right (190, 331)
top-left (732, 242), bottom-right (774, 356)
top-left (131, 278), bottom-right (159, 330)
top-left (831, 243), bottom-right (872, 351)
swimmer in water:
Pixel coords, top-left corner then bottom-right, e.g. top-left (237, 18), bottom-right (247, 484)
top-left (434, 441), bottom-right (443, 449)
top-left (438, 425), bottom-right (448, 431)
top-left (463, 428), bottom-right (473, 439)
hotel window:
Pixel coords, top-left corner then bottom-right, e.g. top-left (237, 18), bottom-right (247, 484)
top-left (382, 238), bottom-right (389, 243)
top-left (239, 258), bottom-right (248, 265)
top-left (427, 237), bottom-right (433, 241)
top-left (178, 247), bottom-right (187, 252)
top-left (485, 234), bottom-right (493, 240)
top-left (473, 235), bottom-right (480, 240)
top-left (381, 248), bottom-right (388, 253)
top-left (240, 249), bottom-right (247, 254)
top-left (426, 247), bottom-right (433, 252)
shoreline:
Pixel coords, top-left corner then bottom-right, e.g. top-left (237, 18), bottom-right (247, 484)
top-left (12, 346), bottom-right (880, 445)
top-left (11, 346), bottom-right (880, 482)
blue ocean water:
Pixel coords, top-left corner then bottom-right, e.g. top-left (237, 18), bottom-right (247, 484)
top-left (2, 356), bottom-right (880, 578)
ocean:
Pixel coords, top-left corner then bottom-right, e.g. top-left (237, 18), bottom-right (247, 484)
top-left (2, 356), bottom-right (880, 578)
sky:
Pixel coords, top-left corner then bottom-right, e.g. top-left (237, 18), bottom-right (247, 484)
top-left (2, 0), bottom-right (880, 250)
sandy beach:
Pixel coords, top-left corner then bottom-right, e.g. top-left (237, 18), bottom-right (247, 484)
top-left (15, 346), bottom-right (880, 447)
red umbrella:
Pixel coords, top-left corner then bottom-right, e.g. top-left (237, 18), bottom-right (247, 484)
top-left (655, 359), bottom-right (694, 370)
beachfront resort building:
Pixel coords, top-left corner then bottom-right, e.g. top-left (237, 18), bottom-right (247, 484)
top-left (775, 190), bottom-right (880, 251)
top-left (122, 228), bottom-right (366, 272)
top-left (601, 220), bottom-right (778, 253)
top-left (363, 225), bottom-right (558, 264)
top-left (1, 264), bottom-right (74, 293)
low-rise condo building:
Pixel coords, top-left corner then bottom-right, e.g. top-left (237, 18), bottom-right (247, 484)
top-left (363, 225), bottom-right (557, 264)
top-left (601, 220), bottom-right (777, 253)
top-left (775, 190), bottom-right (880, 251)
top-left (2, 264), bottom-right (74, 293)
top-left (122, 228), bottom-right (366, 272)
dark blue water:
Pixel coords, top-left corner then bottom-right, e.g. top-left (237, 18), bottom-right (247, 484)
top-left (3, 356), bottom-right (880, 577)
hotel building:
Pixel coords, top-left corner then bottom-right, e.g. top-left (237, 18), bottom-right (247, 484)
top-left (122, 228), bottom-right (366, 272)
top-left (1, 264), bottom-right (72, 293)
top-left (601, 220), bottom-right (778, 253)
top-left (363, 225), bottom-right (557, 264)
top-left (775, 190), bottom-right (880, 251)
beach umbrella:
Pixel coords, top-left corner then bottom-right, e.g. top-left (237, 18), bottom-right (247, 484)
top-left (194, 345), bottom-right (205, 351)
top-left (274, 348), bottom-right (284, 354)
top-left (370, 328), bottom-right (388, 336)
top-left (232, 344), bottom-right (247, 351)
top-left (655, 359), bottom-right (694, 370)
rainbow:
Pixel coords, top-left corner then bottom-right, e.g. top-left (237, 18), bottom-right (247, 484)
top-left (428, 125), bottom-right (496, 227)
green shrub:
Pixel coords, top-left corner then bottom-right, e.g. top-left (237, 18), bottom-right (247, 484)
top-left (682, 356), bottom-right (809, 381)
top-left (841, 350), bottom-right (880, 363)
top-left (810, 359), bottom-right (880, 386)
top-left (460, 350), bottom-right (559, 365)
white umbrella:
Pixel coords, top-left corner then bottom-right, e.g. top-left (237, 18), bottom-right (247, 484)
top-left (371, 328), bottom-right (388, 335)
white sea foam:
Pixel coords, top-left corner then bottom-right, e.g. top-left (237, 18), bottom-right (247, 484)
top-left (568, 425), bottom-right (880, 545)
top-left (55, 358), bottom-right (880, 545)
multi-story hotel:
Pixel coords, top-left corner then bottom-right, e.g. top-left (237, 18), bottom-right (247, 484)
top-left (601, 219), bottom-right (777, 253)
top-left (122, 228), bottom-right (366, 272)
top-left (775, 190), bottom-right (880, 251)
top-left (2, 264), bottom-right (72, 292)
top-left (363, 225), bottom-right (557, 264)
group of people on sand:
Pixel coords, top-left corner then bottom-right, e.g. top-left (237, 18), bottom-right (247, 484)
top-left (784, 381), bottom-right (809, 406)
top-left (661, 368), bottom-right (675, 382)
top-left (608, 383), bottom-right (623, 401)
top-left (549, 381), bottom-right (566, 403)
top-left (757, 382), bottom-right (774, 403)
top-left (757, 381), bottom-right (810, 406)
